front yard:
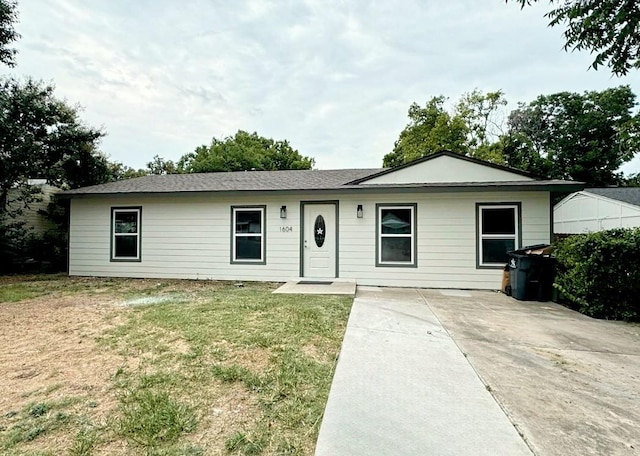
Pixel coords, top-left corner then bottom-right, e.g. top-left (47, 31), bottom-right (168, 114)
top-left (0, 275), bottom-right (352, 455)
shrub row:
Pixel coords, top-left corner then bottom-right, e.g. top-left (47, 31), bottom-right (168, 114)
top-left (554, 228), bottom-right (640, 322)
top-left (0, 228), bottom-right (67, 274)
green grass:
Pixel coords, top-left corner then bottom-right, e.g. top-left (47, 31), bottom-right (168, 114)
top-left (0, 274), bottom-right (204, 304)
top-left (116, 388), bottom-right (197, 447)
top-left (0, 274), bottom-right (107, 303)
top-left (0, 283), bottom-right (49, 302)
top-left (69, 427), bottom-right (99, 456)
top-left (0, 398), bottom-right (86, 451)
top-left (0, 276), bottom-right (352, 455)
top-left (105, 286), bottom-right (351, 454)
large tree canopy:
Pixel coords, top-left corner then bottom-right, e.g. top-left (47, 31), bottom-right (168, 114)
top-left (0, 0), bottom-right (19, 67)
top-left (383, 97), bottom-right (468, 167)
top-left (0, 77), bottom-right (109, 271)
top-left (0, 77), bottom-right (107, 217)
top-left (387, 86), bottom-right (639, 187)
top-left (456, 90), bottom-right (508, 163)
top-left (383, 91), bottom-right (507, 167)
top-left (503, 86), bottom-right (640, 186)
top-left (510, 0), bottom-right (640, 75)
top-left (178, 130), bottom-right (314, 173)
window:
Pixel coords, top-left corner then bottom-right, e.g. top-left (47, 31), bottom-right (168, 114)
top-left (232, 206), bottom-right (265, 263)
top-left (376, 204), bottom-right (416, 267)
top-left (111, 207), bottom-right (141, 261)
top-left (477, 204), bottom-right (520, 267)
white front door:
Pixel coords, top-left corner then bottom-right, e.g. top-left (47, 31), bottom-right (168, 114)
top-left (303, 203), bottom-right (337, 279)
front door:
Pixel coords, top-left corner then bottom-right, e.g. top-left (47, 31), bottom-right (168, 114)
top-left (302, 203), bottom-right (337, 279)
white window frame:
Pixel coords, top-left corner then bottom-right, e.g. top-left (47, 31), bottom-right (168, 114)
top-left (232, 206), bottom-right (265, 263)
top-left (478, 204), bottom-right (519, 267)
top-left (377, 204), bottom-right (416, 267)
top-left (111, 207), bottom-right (141, 261)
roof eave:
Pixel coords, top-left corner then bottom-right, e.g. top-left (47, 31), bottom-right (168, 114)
top-left (59, 181), bottom-right (585, 198)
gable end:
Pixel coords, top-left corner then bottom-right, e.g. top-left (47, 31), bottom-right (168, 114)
top-left (348, 151), bottom-right (537, 185)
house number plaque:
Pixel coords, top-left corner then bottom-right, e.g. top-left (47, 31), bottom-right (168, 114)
top-left (279, 226), bottom-right (293, 233)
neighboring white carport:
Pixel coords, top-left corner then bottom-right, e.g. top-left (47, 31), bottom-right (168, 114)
top-left (554, 188), bottom-right (640, 234)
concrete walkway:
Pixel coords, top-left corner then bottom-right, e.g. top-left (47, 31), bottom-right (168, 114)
top-left (273, 279), bottom-right (356, 296)
top-left (315, 287), bottom-right (532, 456)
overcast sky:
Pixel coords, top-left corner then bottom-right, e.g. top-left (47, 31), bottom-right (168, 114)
top-left (8, 0), bottom-right (640, 174)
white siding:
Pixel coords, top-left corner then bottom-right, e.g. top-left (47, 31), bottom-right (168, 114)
top-left (8, 183), bottom-right (59, 236)
top-left (70, 190), bottom-right (551, 290)
top-left (554, 192), bottom-right (640, 234)
top-left (364, 155), bottom-right (534, 184)
top-left (70, 194), bottom-right (302, 281)
top-left (337, 191), bottom-right (549, 289)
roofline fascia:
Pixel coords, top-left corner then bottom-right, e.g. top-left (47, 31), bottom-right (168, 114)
top-left (59, 182), bottom-right (585, 199)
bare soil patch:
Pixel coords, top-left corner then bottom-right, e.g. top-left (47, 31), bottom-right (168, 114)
top-left (0, 276), bottom-right (351, 455)
top-left (0, 294), bottom-right (126, 420)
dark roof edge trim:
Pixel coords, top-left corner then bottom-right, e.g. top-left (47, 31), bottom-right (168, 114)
top-left (59, 182), bottom-right (585, 199)
top-left (346, 150), bottom-right (539, 185)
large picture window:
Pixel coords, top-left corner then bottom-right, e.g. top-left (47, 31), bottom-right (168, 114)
top-left (111, 207), bottom-right (141, 261)
top-left (232, 206), bottom-right (265, 263)
top-left (477, 203), bottom-right (520, 267)
top-left (376, 204), bottom-right (416, 267)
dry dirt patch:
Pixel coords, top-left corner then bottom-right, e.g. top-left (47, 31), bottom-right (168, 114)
top-left (0, 277), bottom-right (352, 455)
top-left (0, 283), bottom-right (258, 455)
top-left (0, 293), bottom-right (126, 420)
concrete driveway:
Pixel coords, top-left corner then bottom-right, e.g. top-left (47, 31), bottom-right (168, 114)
top-left (316, 287), bottom-right (532, 456)
top-left (422, 289), bottom-right (640, 456)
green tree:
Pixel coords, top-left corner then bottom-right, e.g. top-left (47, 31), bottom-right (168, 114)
top-left (457, 90), bottom-right (508, 163)
top-left (0, 77), bottom-right (107, 270)
top-left (178, 130), bottom-right (314, 173)
top-left (0, 0), bottom-right (19, 67)
top-left (624, 173), bottom-right (640, 187)
top-left (147, 155), bottom-right (179, 175)
top-left (384, 91), bottom-right (508, 167)
top-left (49, 143), bottom-right (114, 189)
top-left (510, 0), bottom-right (640, 75)
top-left (499, 131), bottom-right (550, 178)
top-left (106, 162), bottom-right (147, 180)
top-left (0, 77), bottom-right (106, 215)
top-left (383, 97), bottom-right (468, 167)
top-left (503, 86), bottom-right (640, 186)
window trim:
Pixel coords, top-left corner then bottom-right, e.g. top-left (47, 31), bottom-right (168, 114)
top-left (110, 207), bottom-right (142, 262)
top-left (476, 202), bottom-right (521, 269)
top-left (231, 205), bottom-right (266, 265)
top-left (375, 203), bottom-right (417, 268)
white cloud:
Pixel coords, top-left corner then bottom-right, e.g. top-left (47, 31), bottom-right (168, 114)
top-left (8, 0), bottom-right (640, 174)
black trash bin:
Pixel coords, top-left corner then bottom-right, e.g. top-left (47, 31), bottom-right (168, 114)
top-left (507, 245), bottom-right (555, 301)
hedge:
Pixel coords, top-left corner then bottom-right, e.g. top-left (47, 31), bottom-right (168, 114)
top-left (554, 228), bottom-right (640, 321)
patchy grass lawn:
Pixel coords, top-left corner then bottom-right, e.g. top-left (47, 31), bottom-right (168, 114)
top-left (0, 276), bottom-right (352, 455)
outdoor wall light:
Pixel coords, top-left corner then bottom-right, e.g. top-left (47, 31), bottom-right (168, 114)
top-left (280, 205), bottom-right (287, 219)
top-left (356, 204), bottom-right (363, 218)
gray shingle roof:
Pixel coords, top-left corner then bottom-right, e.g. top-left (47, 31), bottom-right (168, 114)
top-left (586, 187), bottom-right (640, 208)
top-left (61, 168), bottom-right (385, 195)
top-left (59, 156), bottom-right (584, 197)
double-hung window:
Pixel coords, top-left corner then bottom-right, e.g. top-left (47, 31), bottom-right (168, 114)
top-left (477, 203), bottom-right (520, 267)
top-left (111, 207), bottom-right (141, 261)
top-left (376, 204), bottom-right (417, 267)
top-left (232, 206), bottom-right (265, 263)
